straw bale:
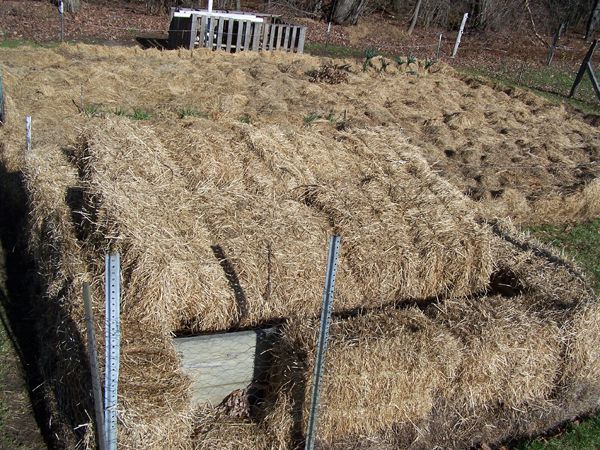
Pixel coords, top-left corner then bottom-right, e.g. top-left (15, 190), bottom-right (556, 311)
top-left (22, 144), bottom-right (195, 450)
top-left (561, 300), bottom-right (600, 402)
top-left (237, 123), bottom-right (493, 300)
top-left (439, 296), bottom-right (562, 411)
top-left (75, 118), bottom-right (237, 332)
top-left (70, 118), bottom-right (494, 333)
top-left (268, 308), bottom-right (461, 447)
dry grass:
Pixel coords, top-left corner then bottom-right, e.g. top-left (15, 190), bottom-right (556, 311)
top-left (0, 44), bottom-right (598, 449)
top-left (0, 44), bottom-right (597, 224)
top-left (70, 118), bottom-right (494, 335)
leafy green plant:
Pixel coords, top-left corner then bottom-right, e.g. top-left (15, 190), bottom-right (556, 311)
top-left (407, 54), bottom-right (417, 66)
top-left (303, 112), bottom-right (322, 124)
top-left (394, 56), bottom-right (405, 66)
top-left (363, 48), bottom-right (378, 71)
top-left (130, 108), bottom-right (150, 120)
top-left (239, 114), bottom-right (251, 124)
top-left (83, 103), bottom-right (101, 117)
top-left (326, 112), bottom-right (336, 123)
top-left (424, 58), bottom-right (435, 69)
top-left (178, 107), bottom-right (206, 119)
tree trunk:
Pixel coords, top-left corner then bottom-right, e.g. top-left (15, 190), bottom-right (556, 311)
top-left (586, 0), bottom-right (600, 40)
top-left (470, 0), bottom-right (490, 30)
top-left (331, 0), bottom-right (368, 25)
top-left (407, 0), bottom-right (423, 35)
top-left (63, 0), bottom-right (80, 13)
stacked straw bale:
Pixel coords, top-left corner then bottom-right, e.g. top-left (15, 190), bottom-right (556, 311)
top-left (72, 118), bottom-right (494, 332)
top-left (23, 145), bottom-right (194, 449)
top-left (254, 226), bottom-right (600, 449)
top-left (17, 115), bottom-right (600, 450)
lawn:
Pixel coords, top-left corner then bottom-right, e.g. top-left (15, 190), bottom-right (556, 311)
top-left (521, 219), bottom-right (600, 449)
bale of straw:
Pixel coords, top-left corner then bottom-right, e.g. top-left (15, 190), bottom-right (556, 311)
top-left (23, 144), bottom-right (195, 450)
top-left (74, 118), bottom-right (494, 331)
top-left (266, 308), bottom-right (461, 448)
top-left (265, 227), bottom-right (600, 449)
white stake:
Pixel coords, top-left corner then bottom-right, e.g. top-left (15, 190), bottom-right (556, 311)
top-left (25, 115), bottom-right (32, 151)
top-left (452, 13), bottom-right (468, 58)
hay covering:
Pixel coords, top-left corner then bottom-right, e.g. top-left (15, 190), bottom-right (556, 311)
top-left (0, 43), bottom-right (597, 450)
top-left (0, 44), bottom-right (598, 224)
top-left (260, 228), bottom-right (599, 449)
top-left (71, 118), bottom-right (493, 333)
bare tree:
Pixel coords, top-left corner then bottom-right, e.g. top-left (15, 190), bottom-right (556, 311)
top-left (407, 0), bottom-right (423, 34)
top-left (330, 0), bottom-right (369, 24)
top-left (586, 0), bottom-right (600, 39)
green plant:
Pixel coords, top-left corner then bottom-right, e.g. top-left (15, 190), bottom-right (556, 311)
top-left (407, 54), bottom-right (417, 66)
top-left (130, 108), bottom-right (150, 120)
top-left (395, 56), bottom-right (405, 66)
top-left (114, 106), bottom-right (128, 116)
top-left (178, 107), bottom-right (205, 119)
top-left (239, 114), bottom-right (251, 124)
top-left (424, 58), bottom-right (435, 69)
top-left (83, 103), bottom-right (101, 117)
top-left (303, 112), bottom-right (322, 124)
top-left (326, 112), bottom-right (336, 123)
top-left (177, 107), bottom-right (208, 119)
top-left (363, 48), bottom-right (379, 71)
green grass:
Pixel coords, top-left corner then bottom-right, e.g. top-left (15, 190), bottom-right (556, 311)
top-left (129, 108), bottom-right (150, 120)
top-left (110, 107), bottom-right (151, 120)
top-left (83, 103), bottom-right (102, 117)
top-left (303, 112), bottom-right (322, 124)
top-left (528, 218), bottom-right (600, 291)
top-left (517, 414), bottom-right (600, 450)
top-left (459, 65), bottom-right (600, 115)
top-left (522, 218), bottom-right (600, 449)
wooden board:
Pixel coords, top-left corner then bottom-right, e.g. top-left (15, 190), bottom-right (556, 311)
top-left (297, 27), bottom-right (306, 53)
top-left (173, 328), bottom-right (275, 406)
top-left (226, 18), bottom-right (234, 52)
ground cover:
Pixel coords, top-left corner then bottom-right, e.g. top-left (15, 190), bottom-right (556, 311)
top-left (0, 19), bottom-right (598, 449)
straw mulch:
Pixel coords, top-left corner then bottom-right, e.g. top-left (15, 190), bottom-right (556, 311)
top-left (70, 118), bottom-right (493, 333)
top-left (0, 44), bottom-right (597, 225)
top-left (0, 43), bottom-right (596, 450)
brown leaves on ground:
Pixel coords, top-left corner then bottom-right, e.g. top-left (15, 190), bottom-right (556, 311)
top-left (307, 63), bottom-right (351, 84)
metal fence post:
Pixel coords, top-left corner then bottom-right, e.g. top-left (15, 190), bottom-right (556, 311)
top-left (305, 235), bottom-right (342, 450)
top-left (58, 0), bottom-right (64, 42)
top-left (83, 283), bottom-right (107, 450)
top-left (104, 253), bottom-right (121, 450)
top-left (569, 39), bottom-right (600, 101)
